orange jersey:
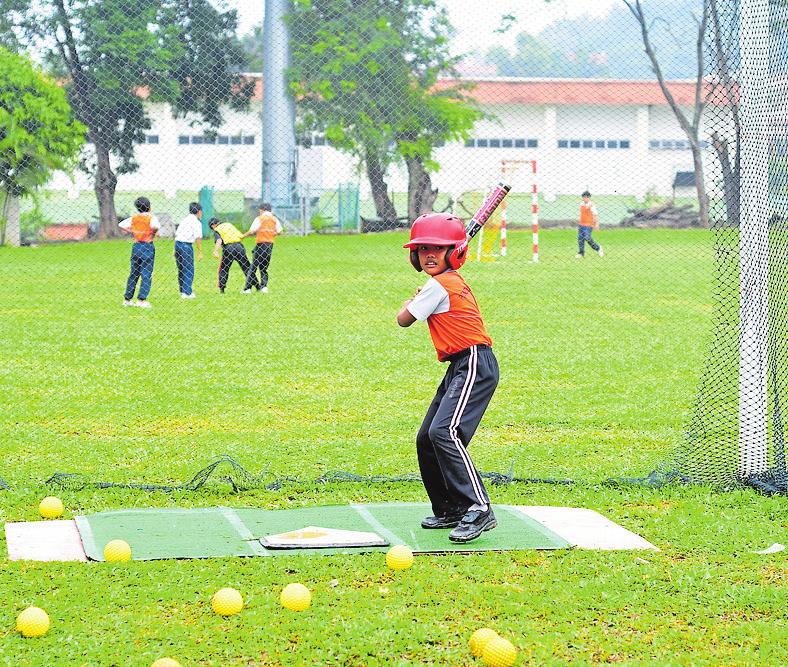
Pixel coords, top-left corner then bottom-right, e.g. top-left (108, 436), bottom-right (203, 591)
top-left (131, 214), bottom-right (158, 242)
top-left (579, 201), bottom-right (597, 227)
top-left (408, 271), bottom-right (492, 362)
top-left (250, 213), bottom-right (281, 244)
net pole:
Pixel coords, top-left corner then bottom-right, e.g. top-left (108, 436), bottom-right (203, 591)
top-left (738, 0), bottom-right (770, 478)
top-left (531, 160), bottom-right (539, 263)
top-left (262, 0), bottom-right (297, 211)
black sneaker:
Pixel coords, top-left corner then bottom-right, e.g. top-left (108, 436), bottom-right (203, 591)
top-left (448, 508), bottom-right (497, 543)
top-left (421, 512), bottom-right (466, 529)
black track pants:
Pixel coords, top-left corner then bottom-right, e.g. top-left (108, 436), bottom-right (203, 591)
top-left (218, 242), bottom-right (255, 291)
top-left (416, 344), bottom-right (499, 516)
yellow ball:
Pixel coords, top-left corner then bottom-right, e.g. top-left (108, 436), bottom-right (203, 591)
top-left (385, 544), bottom-right (414, 571)
top-left (469, 627), bottom-right (499, 657)
top-left (211, 587), bottom-right (243, 616)
top-left (103, 539), bottom-right (132, 562)
top-left (280, 582), bottom-right (311, 611)
top-left (16, 606), bottom-right (50, 638)
top-left (151, 659), bottom-right (181, 667)
top-left (39, 496), bottom-right (64, 519)
top-left (482, 636), bottom-right (517, 667)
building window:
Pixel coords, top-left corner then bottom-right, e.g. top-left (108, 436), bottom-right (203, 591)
top-left (476, 139), bottom-right (489, 148)
top-left (230, 135), bottom-right (242, 145)
top-left (606, 140), bottom-right (618, 149)
top-left (582, 139), bottom-right (593, 148)
top-left (502, 139), bottom-right (513, 148)
top-left (527, 139), bottom-right (538, 148)
top-left (146, 135), bottom-right (159, 144)
top-left (178, 135), bottom-right (189, 145)
top-left (558, 139), bottom-right (568, 148)
top-left (514, 139), bottom-right (526, 148)
top-left (218, 135), bottom-right (229, 145)
top-left (464, 139), bottom-right (475, 147)
top-left (619, 140), bottom-right (630, 149)
top-left (569, 139), bottom-right (581, 148)
top-left (191, 135), bottom-right (204, 145)
top-left (243, 136), bottom-right (255, 145)
top-left (595, 140), bottom-right (605, 149)
top-left (489, 138), bottom-right (501, 148)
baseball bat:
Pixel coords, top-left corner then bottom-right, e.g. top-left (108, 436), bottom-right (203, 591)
top-left (465, 182), bottom-right (511, 240)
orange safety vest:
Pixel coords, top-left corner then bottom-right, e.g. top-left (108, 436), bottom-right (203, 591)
top-left (131, 213), bottom-right (156, 242)
top-left (579, 202), bottom-right (596, 227)
top-left (254, 213), bottom-right (278, 244)
top-left (427, 272), bottom-right (493, 362)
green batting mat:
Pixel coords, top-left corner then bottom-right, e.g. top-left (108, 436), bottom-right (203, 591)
top-left (75, 503), bottom-right (570, 561)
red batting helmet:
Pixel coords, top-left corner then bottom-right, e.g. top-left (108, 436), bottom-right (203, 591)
top-left (403, 213), bottom-right (468, 271)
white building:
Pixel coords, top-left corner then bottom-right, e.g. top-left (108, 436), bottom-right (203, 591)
top-left (48, 76), bottom-right (705, 205)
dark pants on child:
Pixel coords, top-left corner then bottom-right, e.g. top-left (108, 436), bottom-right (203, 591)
top-left (125, 241), bottom-right (155, 300)
top-left (218, 242), bottom-right (256, 291)
top-left (174, 241), bottom-right (195, 295)
top-left (416, 344), bottom-right (499, 517)
top-left (245, 242), bottom-right (273, 290)
top-left (578, 225), bottom-right (600, 255)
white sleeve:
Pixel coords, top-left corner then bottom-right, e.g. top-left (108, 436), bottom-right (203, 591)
top-left (590, 205), bottom-right (598, 215)
top-left (190, 218), bottom-right (202, 241)
top-left (149, 215), bottom-right (160, 230)
top-left (118, 217), bottom-right (132, 230)
top-left (248, 217), bottom-right (261, 233)
top-left (275, 219), bottom-right (283, 233)
top-left (406, 278), bottom-right (450, 321)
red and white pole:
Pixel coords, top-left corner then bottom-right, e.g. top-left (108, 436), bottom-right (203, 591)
top-left (531, 159), bottom-right (539, 263)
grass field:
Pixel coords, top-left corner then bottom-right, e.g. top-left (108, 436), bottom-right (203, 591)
top-left (0, 229), bottom-right (785, 665)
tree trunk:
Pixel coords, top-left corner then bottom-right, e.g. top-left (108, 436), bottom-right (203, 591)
top-left (406, 156), bottom-right (438, 221)
top-left (711, 132), bottom-right (740, 228)
top-left (4, 192), bottom-right (21, 247)
top-left (94, 142), bottom-right (119, 239)
top-left (365, 151), bottom-right (398, 227)
top-left (690, 146), bottom-right (710, 227)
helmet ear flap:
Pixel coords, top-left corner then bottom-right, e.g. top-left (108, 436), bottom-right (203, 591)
top-left (409, 249), bottom-right (422, 271)
top-left (447, 241), bottom-right (468, 270)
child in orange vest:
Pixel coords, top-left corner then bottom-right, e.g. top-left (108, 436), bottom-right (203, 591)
top-left (119, 196), bottom-right (160, 308)
top-left (397, 212), bottom-right (499, 544)
top-left (577, 190), bottom-right (603, 258)
top-left (242, 202), bottom-right (283, 294)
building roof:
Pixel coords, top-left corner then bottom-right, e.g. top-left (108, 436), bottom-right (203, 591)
top-left (247, 74), bottom-right (701, 106)
top-left (432, 77), bottom-right (702, 106)
top-left (143, 75), bottom-right (705, 107)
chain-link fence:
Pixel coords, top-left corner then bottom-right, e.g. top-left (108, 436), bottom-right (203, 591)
top-left (0, 0), bottom-right (784, 495)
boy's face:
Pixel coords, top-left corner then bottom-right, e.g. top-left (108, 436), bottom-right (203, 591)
top-left (417, 245), bottom-right (450, 276)
top-left (582, 195), bottom-right (590, 203)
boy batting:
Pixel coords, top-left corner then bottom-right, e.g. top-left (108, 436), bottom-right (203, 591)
top-left (396, 188), bottom-right (507, 543)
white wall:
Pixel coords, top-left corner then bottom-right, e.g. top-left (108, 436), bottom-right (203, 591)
top-left (46, 97), bottom-right (703, 202)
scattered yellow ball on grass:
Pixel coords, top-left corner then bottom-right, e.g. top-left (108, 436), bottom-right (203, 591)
top-left (469, 627), bottom-right (499, 657)
top-left (385, 544), bottom-right (414, 570)
top-left (39, 496), bottom-right (63, 519)
top-left (482, 635), bottom-right (517, 667)
top-left (16, 606), bottom-right (50, 638)
top-left (280, 583), bottom-right (311, 612)
top-left (211, 587), bottom-right (243, 616)
top-left (103, 539), bottom-right (132, 562)
top-left (151, 658), bottom-right (181, 667)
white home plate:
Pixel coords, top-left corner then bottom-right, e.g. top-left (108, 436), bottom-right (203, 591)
top-left (5, 520), bottom-right (88, 562)
top-left (515, 506), bottom-right (658, 550)
top-left (261, 526), bottom-right (389, 549)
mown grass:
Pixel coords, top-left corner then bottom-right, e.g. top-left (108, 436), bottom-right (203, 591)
top-left (0, 229), bottom-right (785, 666)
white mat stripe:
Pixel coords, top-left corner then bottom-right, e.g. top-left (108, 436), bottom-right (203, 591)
top-left (219, 507), bottom-right (267, 556)
top-left (350, 504), bottom-right (403, 547)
